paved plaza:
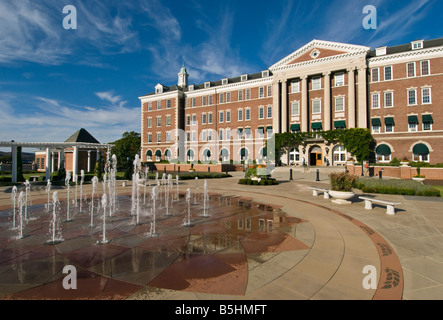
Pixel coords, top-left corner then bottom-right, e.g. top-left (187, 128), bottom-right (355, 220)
top-left (0, 167), bottom-right (442, 300)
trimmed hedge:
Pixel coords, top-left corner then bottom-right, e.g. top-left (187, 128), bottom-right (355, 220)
top-left (356, 178), bottom-right (441, 197)
top-left (238, 178), bottom-right (278, 186)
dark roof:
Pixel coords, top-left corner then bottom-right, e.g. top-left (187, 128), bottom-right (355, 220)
top-left (65, 128), bottom-right (100, 144)
top-left (140, 70), bottom-right (273, 97)
top-left (368, 38), bottom-right (443, 57)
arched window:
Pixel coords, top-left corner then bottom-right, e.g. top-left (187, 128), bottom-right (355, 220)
top-left (187, 149), bottom-right (194, 162)
top-left (412, 143), bottom-right (430, 163)
top-left (240, 148), bottom-right (248, 161)
top-left (203, 149), bottom-right (211, 162)
top-left (164, 149), bottom-right (171, 161)
top-left (220, 148), bottom-right (229, 162)
top-left (146, 150), bottom-right (153, 161)
top-left (376, 144), bottom-right (391, 163)
top-left (289, 148), bottom-right (300, 164)
top-left (155, 150), bottom-right (162, 162)
top-left (333, 145), bottom-right (347, 164)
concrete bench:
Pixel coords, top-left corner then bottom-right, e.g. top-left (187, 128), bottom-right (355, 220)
top-left (309, 187), bottom-right (330, 199)
top-left (359, 196), bottom-right (401, 215)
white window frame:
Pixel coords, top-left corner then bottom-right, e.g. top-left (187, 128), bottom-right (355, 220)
top-left (147, 117), bottom-right (152, 128)
top-left (245, 108), bottom-right (251, 121)
top-left (258, 106), bottom-right (264, 119)
top-left (372, 125), bottom-right (380, 134)
top-left (238, 90), bottom-right (243, 101)
top-left (166, 115), bottom-right (171, 126)
top-left (312, 99), bottom-right (321, 114)
top-left (267, 105), bottom-right (272, 119)
top-left (245, 88), bottom-right (251, 100)
top-left (407, 89), bottom-right (417, 106)
top-left (267, 85), bottom-right (272, 97)
top-left (291, 101), bottom-right (300, 116)
top-left (384, 92), bottom-right (394, 108)
top-left (334, 73), bottom-right (344, 87)
top-left (408, 123), bottom-right (417, 132)
top-left (219, 93), bottom-right (224, 104)
top-left (166, 99), bottom-right (171, 109)
top-left (371, 68), bottom-right (379, 82)
top-left (335, 97), bottom-right (345, 112)
top-left (156, 132), bottom-right (161, 143)
top-left (238, 109), bottom-right (243, 121)
top-left (407, 62), bottom-right (416, 78)
top-left (333, 145), bottom-right (347, 163)
top-left (422, 87), bottom-right (431, 104)
top-left (201, 113), bottom-right (207, 124)
top-left (384, 66), bottom-right (393, 81)
top-left (226, 110), bottom-right (231, 122)
top-left (423, 122), bottom-right (432, 131)
top-left (291, 80), bottom-right (300, 93)
top-left (421, 60), bottom-right (430, 76)
top-left (208, 113), bottom-right (213, 124)
top-left (157, 100), bottom-right (161, 110)
top-left (371, 93), bottom-right (380, 109)
top-left (156, 116), bottom-right (161, 127)
top-left (226, 92), bottom-right (231, 103)
top-left (259, 86), bottom-right (265, 98)
top-left (312, 77), bottom-right (321, 90)
top-left (385, 123), bottom-right (394, 133)
top-left (219, 111), bottom-right (224, 123)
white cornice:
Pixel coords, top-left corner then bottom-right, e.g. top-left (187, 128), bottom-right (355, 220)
top-left (185, 77), bottom-right (273, 97)
top-left (368, 46), bottom-right (443, 67)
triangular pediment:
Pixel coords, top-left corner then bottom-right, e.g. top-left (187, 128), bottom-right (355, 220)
top-left (270, 40), bottom-right (370, 70)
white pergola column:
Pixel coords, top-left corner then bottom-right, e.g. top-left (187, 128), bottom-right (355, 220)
top-left (11, 145), bottom-right (17, 183)
top-left (87, 150), bottom-right (91, 172)
top-left (51, 151), bottom-right (55, 173)
top-left (73, 146), bottom-right (78, 176)
top-left (45, 147), bottom-right (51, 181)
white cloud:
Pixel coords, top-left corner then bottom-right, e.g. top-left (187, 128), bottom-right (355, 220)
top-left (95, 91), bottom-right (127, 108)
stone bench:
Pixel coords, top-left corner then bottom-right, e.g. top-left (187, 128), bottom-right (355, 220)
top-left (309, 187), bottom-right (330, 199)
top-left (359, 196), bottom-right (401, 215)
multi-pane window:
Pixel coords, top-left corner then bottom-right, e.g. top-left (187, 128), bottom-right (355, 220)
top-left (147, 117), bottom-right (152, 128)
top-left (219, 129), bottom-right (223, 141)
top-left (371, 68), bottom-right (379, 82)
top-left (166, 99), bottom-right (171, 109)
top-left (166, 115), bottom-right (171, 126)
top-left (291, 101), bottom-right (300, 116)
top-left (259, 87), bottom-right (264, 98)
top-left (384, 92), bottom-right (393, 108)
top-left (238, 109), bottom-right (243, 121)
top-left (238, 90), bottom-right (243, 101)
top-left (226, 92), bottom-right (231, 103)
top-left (409, 123), bottom-right (417, 132)
top-left (335, 97), bottom-right (345, 112)
top-left (226, 128), bottom-right (231, 140)
top-left (267, 85), bottom-right (272, 97)
top-left (408, 89), bottom-right (417, 105)
top-left (147, 133), bottom-right (152, 143)
top-left (335, 73), bottom-right (344, 87)
top-left (372, 93), bottom-right (380, 109)
top-left (312, 77), bottom-right (321, 90)
top-left (421, 60), bottom-right (430, 76)
top-left (333, 146), bottom-right (347, 163)
top-left (245, 89), bottom-right (251, 100)
top-left (186, 115), bottom-right (190, 126)
top-left (148, 102), bottom-right (152, 111)
top-left (312, 100), bottom-right (321, 114)
top-left (208, 95), bottom-right (213, 105)
top-left (226, 110), bottom-right (231, 122)
top-left (423, 122), bottom-right (432, 131)
top-left (267, 106), bottom-right (272, 118)
top-left (258, 106), bottom-right (264, 119)
top-left (202, 113), bottom-right (207, 124)
top-left (407, 62), bottom-right (416, 78)
top-left (219, 111), bottom-right (224, 123)
top-left (208, 113), bottom-right (213, 124)
top-left (384, 66), bottom-right (392, 81)
top-left (245, 108), bottom-right (251, 121)
top-left (202, 96), bottom-right (207, 106)
top-left (192, 98), bottom-right (196, 107)
top-left (372, 124), bottom-right (380, 134)
top-left (156, 132), bottom-right (161, 142)
top-left (202, 130), bottom-right (207, 141)
top-left (166, 131), bottom-right (171, 142)
top-left (422, 88), bottom-right (431, 104)
top-left (291, 80), bottom-right (300, 93)
top-left (157, 101), bottom-right (161, 110)
top-left (156, 116), bottom-right (161, 127)
top-left (192, 115), bottom-right (197, 125)
top-left (219, 93), bottom-right (224, 104)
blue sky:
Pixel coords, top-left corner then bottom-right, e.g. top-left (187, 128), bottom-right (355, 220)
top-left (0, 0), bottom-right (441, 151)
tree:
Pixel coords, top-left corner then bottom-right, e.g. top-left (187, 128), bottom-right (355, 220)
top-left (111, 131), bottom-right (141, 179)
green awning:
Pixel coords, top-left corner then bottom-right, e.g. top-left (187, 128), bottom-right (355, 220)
top-left (371, 118), bottom-right (381, 126)
top-left (422, 114), bottom-right (434, 123)
top-left (266, 126), bottom-right (273, 131)
top-left (258, 126), bottom-right (264, 132)
top-left (334, 121), bottom-right (346, 129)
top-left (413, 143), bottom-right (429, 155)
top-left (311, 122), bottom-right (322, 130)
top-left (376, 144), bottom-right (391, 156)
top-left (164, 149), bottom-right (171, 156)
top-left (187, 149), bottom-right (194, 156)
top-left (290, 123), bottom-right (300, 132)
top-left (146, 150), bottom-right (152, 156)
top-left (408, 115), bottom-right (419, 124)
top-left (237, 128), bottom-right (243, 133)
top-left (384, 117), bottom-right (395, 125)
top-left (155, 150), bottom-right (162, 157)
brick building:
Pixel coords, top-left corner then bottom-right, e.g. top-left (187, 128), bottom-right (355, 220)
top-left (139, 38), bottom-right (443, 166)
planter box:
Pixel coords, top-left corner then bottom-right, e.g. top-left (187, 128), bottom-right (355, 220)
top-left (329, 190), bottom-right (355, 204)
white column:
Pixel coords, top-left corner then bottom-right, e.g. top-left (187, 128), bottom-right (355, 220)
top-left (281, 80), bottom-right (288, 133)
top-left (45, 147), bottom-right (51, 181)
top-left (11, 145), bottom-right (17, 183)
top-left (51, 151), bottom-right (55, 173)
top-left (357, 67), bottom-right (368, 128)
top-left (323, 72), bottom-right (331, 131)
top-left (301, 76), bottom-right (308, 132)
top-left (87, 151), bottom-right (91, 172)
top-left (59, 149), bottom-right (65, 170)
top-left (348, 68), bottom-right (356, 128)
top-left (272, 81), bottom-right (280, 132)
top-left (73, 146), bottom-right (78, 177)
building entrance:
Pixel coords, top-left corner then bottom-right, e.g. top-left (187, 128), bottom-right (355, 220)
top-left (309, 146), bottom-right (323, 166)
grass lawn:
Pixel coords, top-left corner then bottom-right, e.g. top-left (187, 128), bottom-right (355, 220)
top-left (431, 185), bottom-right (443, 197)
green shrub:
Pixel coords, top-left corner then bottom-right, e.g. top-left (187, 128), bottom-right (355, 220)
top-left (238, 178), bottom-right (278, 186)
top-left (357, 178), bottom-right (441, 197)
top-left (329, 171), bottom-right (359, 192)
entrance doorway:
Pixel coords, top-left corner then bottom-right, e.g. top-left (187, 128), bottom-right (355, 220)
top-left (309, 146), bottom-right (323, 166)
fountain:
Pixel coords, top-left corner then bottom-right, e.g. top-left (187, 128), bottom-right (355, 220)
top-left (73, 173), bottom-right (78, 208)
top-left (175, 175), bottom-right (179, 202)
top-left (165, 174), bottom-right (172, 216)
top-left (65, 171), bottom-right (72, 222)
top-left (79, 170), bottom-right (85, 212)
top-left (193, 177), bottom-right (198, 204)
top-left (24, 180), bottom-right (31, 220)
top-left (46, 191), bottom-right (63, 245)
top-left (98, 193), bottom-right (109, 244)
top-left (148, 186), bottom-right (159, 237)
top-left (134, 173), bottom-right (141, 225)
top-left (11, 186), bottom-right (17, 229)
top-left (90, 176), bottom-right (99, 227)
top-left (143, 167), bottom-right (149, 204)
top-left (183, 188), bottom-right (193, 227)
top-left (17, 191), bottom-right (25, 239)
top-left (201, 180), bottom-right (209, 218)
top-left (45, 179), bottom-right (51, 212)
top-left (131, 155), bottom-right (141, 217)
